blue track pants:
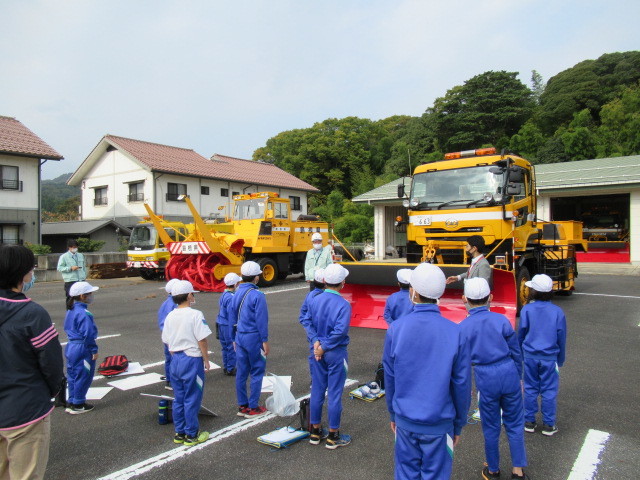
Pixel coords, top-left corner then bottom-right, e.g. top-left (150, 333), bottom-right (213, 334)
top-left (476, 359), bottom-right (527, 472)
top-left (394, 425), bottom-right (454, 480)
top-left (163, 343), bottom-right (172, 385)
top-left (310, 346), bottom-right (347, 430)
top-left (171, 352), bottom-right (205, 437)
top-left (218, 323), bottom-right (236, 372)
top-left (523, 357), bottom-right (559, 426)
top-left (65, 343), bottom-right (95, 405)
top-left (235, 332), bottom-right (265, 409)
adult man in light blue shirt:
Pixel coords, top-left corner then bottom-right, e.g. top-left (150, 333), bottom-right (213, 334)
top-left (304, 232), bottom-right (333, 291)
top-left (57, 239), bottom-right (87, 302)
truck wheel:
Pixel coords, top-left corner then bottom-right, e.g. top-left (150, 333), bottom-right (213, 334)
top-left (139, 269), bottom-right (156, 280)
top-left (256, 258), bottom-right (278, 288)
top-left (516, 266), bottom-right (531, 313)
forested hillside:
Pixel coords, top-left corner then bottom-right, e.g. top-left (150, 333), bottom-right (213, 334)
top-left (253, 51), bottom-right (640, 242)
top-left (41, 173), bottom-right (80, 221)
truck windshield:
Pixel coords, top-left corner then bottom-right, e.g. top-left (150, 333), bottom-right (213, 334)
top-left (410, 166), bottom-right (505, 209)
top-left (129, 225), bottom-right (157, 249)
top-left (233, 199), bottom-right (265, 220)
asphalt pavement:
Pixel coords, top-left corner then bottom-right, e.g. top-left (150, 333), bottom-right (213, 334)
top-left (26, 271), bottom-right (640, 480)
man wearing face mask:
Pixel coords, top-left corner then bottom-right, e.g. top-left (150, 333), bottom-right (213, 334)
top-left (446, 235), bottom-right (492, 286)
top-left (57, 239), bottom-right (87, 303)
top-left (304, 232), bottom-right (333, 291)
top-left (0, 244), bottom-right (64, 479)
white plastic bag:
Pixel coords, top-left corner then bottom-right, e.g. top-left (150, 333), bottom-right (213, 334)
top-left (265, 373), bottom-right (299, 417)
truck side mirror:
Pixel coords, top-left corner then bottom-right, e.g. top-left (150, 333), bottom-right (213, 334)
top-left (506, 184), bottom-right (522, 196)
top-left (397, 184), bottom-right (405, 198)
top-left (508, 168), bottom-right (524, 182)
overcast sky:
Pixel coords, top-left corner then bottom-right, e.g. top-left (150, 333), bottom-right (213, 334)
top-left (2, 0), bottom-right (638, 180)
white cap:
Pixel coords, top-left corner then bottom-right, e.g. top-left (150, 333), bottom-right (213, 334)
top-left (224, 272), bottom-right (242, 286)
top-left (171, 280), bottom-right (198, 296)
top-left (313, 268), bottom-right (325, 283)
top-left (241, 261), bottom-right (262, 277)
top-left (69, 281), bottom-right (99, 297)
top-left (323, 263), bottom-right (349, 285)
top-left (311, 232), bottom-right (323, 242)
top-left (396, 268), bottom-right (412, 284)
top-left (410, 263), bottom-right (446, 299)
top-left (525, 274), bottom-right (553, 293)
top-left (464, 277), bottom-right (491, 300)
top-left (164, 278), bottom-right (180, 294)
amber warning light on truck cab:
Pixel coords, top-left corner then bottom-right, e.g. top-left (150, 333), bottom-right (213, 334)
top-left (444, 147), bottom-right (496, 160)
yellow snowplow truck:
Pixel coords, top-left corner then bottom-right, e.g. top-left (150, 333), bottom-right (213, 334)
top-left (141, 192), bottom-right (329, 291)
top-left (340, 148), bottom-right (587, 329)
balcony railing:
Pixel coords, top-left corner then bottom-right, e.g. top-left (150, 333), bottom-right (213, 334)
top-left (166, 193), bottom-right (187, 202)
top-left (94, 197), bottom-right (108, 206)
top-left (0, 179), bottom-right (23, 191)
top-left (127, 193), bottom-right (144, 202)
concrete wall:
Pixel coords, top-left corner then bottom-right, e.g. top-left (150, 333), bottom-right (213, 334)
top-left (35, 252), bottom-right (128, 282)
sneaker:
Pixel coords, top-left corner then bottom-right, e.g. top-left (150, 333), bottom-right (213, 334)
top-left (524, 421), bottom-right (537, 433)
top-left (67, 403), bottom-right (94, 414)
top-left (165, 383), bottom-right (173, 391)
top-left (542, 424), bottom-right (558, 436)
top-left (511, 471), bottom-right (529, 479)
top-left (160, 376), bottom-right (167, 381)
top-left (237, 405), bottom-right (250, 417)
top-left (325, 432), bottom-right (351, 450)
top-left (173, 433), bottom-right (186, 444)
top-left (309, 427), bottom-right (329, 445)
top-left (65, 403), bottom-right (75, 413)
top-left (244, 406), bottom-right (267, 418)
top-left (183, 431), bottom-right (209, 446)
top-left (226, 368), bottom-right (236, 376)
top-left (482, 464), bottom-right (501, 479)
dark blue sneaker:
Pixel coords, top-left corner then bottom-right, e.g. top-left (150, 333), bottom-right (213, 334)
top-left (542, 424), bottom-right (558, 436)
top-left (325, 432), bottom-right (351, 450)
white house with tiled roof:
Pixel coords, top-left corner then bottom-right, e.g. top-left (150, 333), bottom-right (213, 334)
top-left (67, 135), bottom-right (319, 227)
top-left (0, 116), bottom-right (64, 244)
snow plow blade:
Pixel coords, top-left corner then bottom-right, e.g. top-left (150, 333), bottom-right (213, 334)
top-left (339, 262), bottom-right (517, 330)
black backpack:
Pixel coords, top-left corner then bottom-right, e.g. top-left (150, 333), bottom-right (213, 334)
top-left (375, 363), bottom-right (385, 390)
top-left (298, 398), bottom-right (311, 432)
top-left (97, 355), bottom-right (129, 377)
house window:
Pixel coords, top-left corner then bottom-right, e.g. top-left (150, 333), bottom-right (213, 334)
top-left (0, 225), bottom-right (20, 244)
top-left (220, 188), bottom-right (229, 197)
top-left (0, 165), bottom-right (20, 191)
top-left (94, 187), bottom-right (108, 206)
top-left (232, 191), bottom-right (239, 197)
top-left (289, 196), bottom-right (301, 211)
top-left (127, 182), bottom-right (144, 202)
top-left (167, 182), bottom-right (187, 201)
top-left (201, 186), bottom-right (210, 195)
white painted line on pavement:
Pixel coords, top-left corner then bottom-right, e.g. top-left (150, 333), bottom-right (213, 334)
top-left (574, 292), bottom-right (640, 299)
top-left (60, 333), bottom-right (121, 346)
top-left (263, 285), bottom-right (309, 295)
top-left (97, 378), bottom-right (359, 480)
top-left (566, 429), bottom-right (610, 480)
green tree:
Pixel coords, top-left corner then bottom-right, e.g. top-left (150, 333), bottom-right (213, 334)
top-left (596, 82), bottom-right (640, 157)
top-left (558, 109), bottom-right (598, 160)
top-left (530, 70), bottom-right (545, 105)
top-left (77, 237), bottom-right (105, 252)
top-left (509, 121), bottom-right (546, 160)
top-left (429, 71), bottom-right (535, 152)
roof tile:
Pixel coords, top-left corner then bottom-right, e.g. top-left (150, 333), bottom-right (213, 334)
top-left (0, 116), bottom-right (63, 159)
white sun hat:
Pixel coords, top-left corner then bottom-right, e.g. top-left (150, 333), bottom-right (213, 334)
top-left (323, 264), bottom-right (349, 285)
top-left (314, 268), bottom-right (325, 283)
top-left (464, 277), bottom-right (491, 300)
top-left (224, 272), bottom-right (242, 286)
top-left (241, 261), bottom-right (262, 277)
top-left (410, 263), bottom-right (446, 299)
top-left (163, 278), bottom-right (180, 294)
top-left (525, 274), bottom-right (553, 293)
top-left (396, 268), bottom-right (412, 284)
top-left (171, 280), bottom-right (198, 296)
top-left (69, 281), bottom-right (99, 297)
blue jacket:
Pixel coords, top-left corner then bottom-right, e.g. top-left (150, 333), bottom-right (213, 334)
top-left (157, 295), bottom-right (176, 331)
top-left (518, 300), bottom-right (567, 367)
top-left (64, 302), bottom-right (98, 355)
top-left (383, 303), bottom-right (471, 436)
top-left (298, 287), bottom-right (324, 343)
top-left (383, 288), bottom-right (413, 325)
top-left (460, 306), bottom-right (522, 377)
top-left (304, 289), bottom-right (351, 351)
top-left (229, 283), bottom-right (268, 343)
top-left (217, 290), bottom-right (234, 325)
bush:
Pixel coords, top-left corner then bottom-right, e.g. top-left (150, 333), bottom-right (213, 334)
top-left (24, 242), bottom-right (52, 255)
top-left (77, 237), bottom-right (105, 252)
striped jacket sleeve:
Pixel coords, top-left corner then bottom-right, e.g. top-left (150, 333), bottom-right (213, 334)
top-left (30, 305), bottom-right (64, 396)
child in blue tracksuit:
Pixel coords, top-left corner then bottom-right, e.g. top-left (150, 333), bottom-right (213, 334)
top-left (229, 261), bottom-right (269, 418)
top-left (162, 280), bottom-right (212, 446)
top-left (218, 273), bottom-right (241, 376)
top-left (383, 263), bottom-right (471, 480)
top-left (518, 274), bottom-right (567, 437)
top-left (299, 268), bottom-right (325, 382)
top-left (64, 281), bottom-right (100, 414)
top-left (383, 268), bottom-right (413, 325)
top-left (158, 279), bottom-right (179, 390)
top-left (303, 264), bottom-right (352, 449)
top-left (460, 278), bottom-right (527, 480)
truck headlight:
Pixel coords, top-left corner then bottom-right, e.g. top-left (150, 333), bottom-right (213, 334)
top-left (409, 198), bottom-right (419, 207)
top-left (483, 192), bottom-right (494, 202)
top-left (402, 199), bottom-right (410, 208)
top-left (127, 256), bottom-right (134, 261)
top-left (146, 256), bottom-right (155, 261)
